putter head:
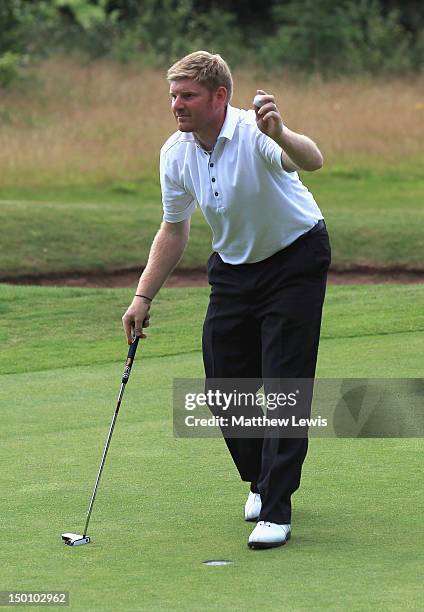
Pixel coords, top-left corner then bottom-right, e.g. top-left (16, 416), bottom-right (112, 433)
top-left (61, 532), bottom-right (90, 546)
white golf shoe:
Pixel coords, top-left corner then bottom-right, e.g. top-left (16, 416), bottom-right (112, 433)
top-left (244, 491), bottom-right (261, 522)
top-left (248, 521), bottom-right (291, 549)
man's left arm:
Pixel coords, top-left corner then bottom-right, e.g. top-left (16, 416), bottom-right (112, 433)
top-left (253, 89), bottom-right (323, 172)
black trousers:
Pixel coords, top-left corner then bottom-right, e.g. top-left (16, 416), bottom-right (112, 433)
top-left (202, 224), bottom-right (331, 524)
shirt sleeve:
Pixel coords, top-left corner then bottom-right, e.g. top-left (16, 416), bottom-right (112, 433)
top-left (255, 128), bottom-right (284, 169)
top-left (160, 150), bottom-right (196, 223)
top-left (243, 110), bottom-right (283, 169)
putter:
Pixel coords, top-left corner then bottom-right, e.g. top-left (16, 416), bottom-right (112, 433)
top-left (62, 335), bottom-right (140, 546)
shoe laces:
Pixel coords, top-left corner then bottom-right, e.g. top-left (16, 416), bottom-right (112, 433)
top-left (258, 521), bottom-right (290, 533)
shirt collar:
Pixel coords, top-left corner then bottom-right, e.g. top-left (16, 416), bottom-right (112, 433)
top-left (218, 104), bottom-right (238, 141)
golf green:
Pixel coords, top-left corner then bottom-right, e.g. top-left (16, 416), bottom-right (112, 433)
top-left (1, 284), bottom-right (422, 610)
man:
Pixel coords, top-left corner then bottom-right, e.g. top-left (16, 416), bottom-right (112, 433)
top-left (122, 51), bottom-right (330, 550)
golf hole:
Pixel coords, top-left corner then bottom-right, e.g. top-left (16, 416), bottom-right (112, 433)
top-left (203, 560), bottom-right (233, 566)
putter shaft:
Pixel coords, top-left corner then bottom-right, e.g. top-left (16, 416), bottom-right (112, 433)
top-left (82, 337), bottom-right (140, 537)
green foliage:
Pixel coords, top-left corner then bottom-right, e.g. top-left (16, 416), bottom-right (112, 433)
top-left (55, 0), bottom-right (116, 30)
top-left (0, 51), bottom-right (22, 87)
top-left (110, 0), bottom-right (246, 67)
top-left (0, 0), bottom-right (422, 78)
top-left (0, 1), bottom-right (61, 70)
top-left (259, 0), bottom-right (418, 76)
top-left (344, 0), bottom-right (411, 73)
top-left (411, 28), bottom-right (424, 71)
top-left (110, 0), bottom-right (198, 66)
top-left (191, 6), bottom-right (246, 66)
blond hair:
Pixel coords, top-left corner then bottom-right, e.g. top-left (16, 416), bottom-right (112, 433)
top-left (167, 50), bottom-right (233, 102)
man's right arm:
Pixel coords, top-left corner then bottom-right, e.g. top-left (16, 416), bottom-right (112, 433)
top-left (122, 218), bottom-right (190, 343)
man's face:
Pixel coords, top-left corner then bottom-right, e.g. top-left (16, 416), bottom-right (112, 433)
top-left (169, 79), bottom-right (226, 133)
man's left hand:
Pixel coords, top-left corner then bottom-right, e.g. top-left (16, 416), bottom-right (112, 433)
top-left (253, 89), bottom-right (284, 142)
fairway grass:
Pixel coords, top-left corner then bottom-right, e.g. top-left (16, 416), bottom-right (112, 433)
top-left (1, 284), bottom-right (423, 610)
top-left (1, 164), bottom-right (424, 278)
top-left (1, 283), bottom-right (423, 376)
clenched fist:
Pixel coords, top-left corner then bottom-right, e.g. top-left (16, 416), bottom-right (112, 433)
top-left (122, 297), bottom-right (151, 344)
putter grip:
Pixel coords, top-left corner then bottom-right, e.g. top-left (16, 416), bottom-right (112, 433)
top-left (122, 336), bottom-right (140, 383)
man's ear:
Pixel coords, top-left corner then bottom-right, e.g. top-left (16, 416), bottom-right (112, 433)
top-left (216, 86), bottom-right (228, 104)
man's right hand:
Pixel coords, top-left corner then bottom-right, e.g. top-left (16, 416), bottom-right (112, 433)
top-left (122, 298), bottom-right (151, 344)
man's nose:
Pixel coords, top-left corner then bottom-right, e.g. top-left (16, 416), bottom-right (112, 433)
top-left (172, 96), bottom-right (184, 111)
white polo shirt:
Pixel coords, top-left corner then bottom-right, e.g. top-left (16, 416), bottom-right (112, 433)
top-left (160, 104), bottom-right (323, 264)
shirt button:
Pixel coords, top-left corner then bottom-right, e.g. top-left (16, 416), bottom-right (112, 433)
top-left (210, 163), bottom-right (214, 167)
top-left (211, 177), bottom-right (216, 182)
top-left (215, 192), bottom-right (219, 197)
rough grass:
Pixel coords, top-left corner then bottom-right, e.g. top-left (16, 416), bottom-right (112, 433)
top-left (0, 59), bottom-right (423, 186)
